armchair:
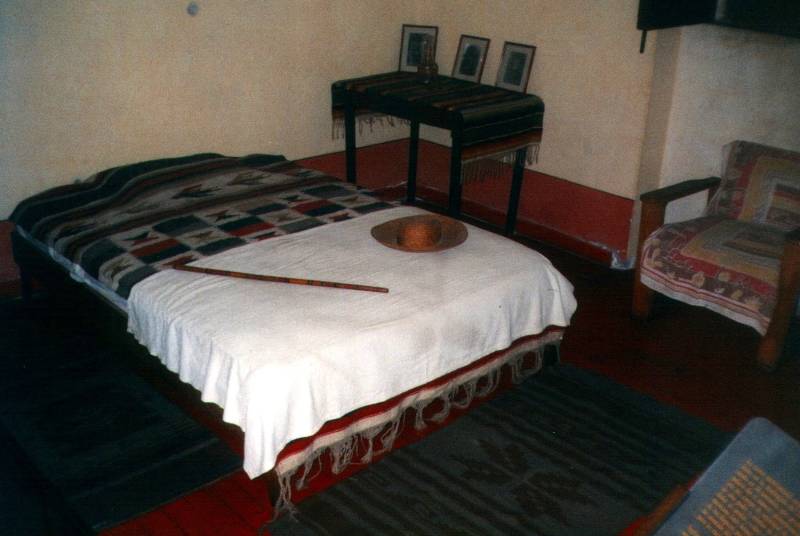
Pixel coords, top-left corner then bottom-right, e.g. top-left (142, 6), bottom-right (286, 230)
top-left (633, 141), bottom-right (800, 370)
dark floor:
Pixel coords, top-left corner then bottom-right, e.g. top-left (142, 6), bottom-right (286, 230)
top-left (2, 233), bottom-right (798, 536)
top-left (537, 239), bottom-right (800, 442)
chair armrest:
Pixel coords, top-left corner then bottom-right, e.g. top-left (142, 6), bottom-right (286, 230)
top-left (786, 226), bottom-right (800, 244)
top-left (636, 176), bottom-right (722, 261)
top-left (633, 177), bottom-right (722, 300)
top-left (640, 176), bottom-right (721, 206)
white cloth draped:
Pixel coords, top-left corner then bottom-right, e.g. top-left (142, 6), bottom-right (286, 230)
top-left (127, 206), bottom-right (577, 478)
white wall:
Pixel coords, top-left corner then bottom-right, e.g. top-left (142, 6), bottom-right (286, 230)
top-left (1, 0), bottom-right (657, 220)
top-left (644, 24), bottom-right (800, 224)
top-left (9, 1), bottom-right (795, 254)
top-left (627, 23), bottom-right (800, 258)
top-left (414, 0), bottom-right (655, 201)
top-left (0, 0), bottom-right (412, 218)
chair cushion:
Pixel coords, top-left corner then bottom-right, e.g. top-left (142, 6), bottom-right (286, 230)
top-left (640, 216), bottom-right (786, 335)
top-left (706, 141), bottom-right (800, 231)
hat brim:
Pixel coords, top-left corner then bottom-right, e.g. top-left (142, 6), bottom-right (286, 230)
top-left (371, 214), bottom-right (468, 252)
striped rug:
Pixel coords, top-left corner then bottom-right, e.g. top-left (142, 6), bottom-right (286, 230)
top-left (0, 298), bottom-right (243, 533)
top-left (269, 364), bottom-right (729, 536)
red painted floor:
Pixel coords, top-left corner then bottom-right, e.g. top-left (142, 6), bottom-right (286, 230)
top-left (297, 140), bottom-right (634, 265)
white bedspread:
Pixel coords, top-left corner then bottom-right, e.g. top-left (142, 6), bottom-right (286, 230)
top-left (127, 206), bottom-right (577, 478)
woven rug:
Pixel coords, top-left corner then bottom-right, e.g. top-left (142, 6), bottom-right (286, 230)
top-left (0, 299), bottom-right (242, 532)
top-left (269, 363), bottom-right (730, 536)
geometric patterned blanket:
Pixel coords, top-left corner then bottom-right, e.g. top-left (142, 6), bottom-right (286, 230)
top-left (10, 153), bottom-right (393, 300)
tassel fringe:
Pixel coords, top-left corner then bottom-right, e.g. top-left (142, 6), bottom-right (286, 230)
top-left (461, 143), bottom-right (540, 182)
top-left (332, 114), bottom-right (409, 139)
top-left (331, 112), bottom-right (540, 183)
top-left (270, 337), bottom-right (561, 517)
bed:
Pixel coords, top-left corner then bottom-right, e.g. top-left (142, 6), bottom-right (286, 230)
top-left (9, 152), bottom-right (577, 511)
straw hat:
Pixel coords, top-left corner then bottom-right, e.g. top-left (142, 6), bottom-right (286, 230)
top-left (371, 214), bottom-right (468, 252)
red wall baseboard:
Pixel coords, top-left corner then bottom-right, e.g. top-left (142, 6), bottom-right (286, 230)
top-left (298, 140), bottom-right (634, 267)
top-left (0, 142), bottom-right (635, 299)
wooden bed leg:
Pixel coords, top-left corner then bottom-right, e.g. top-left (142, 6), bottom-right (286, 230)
top-left (543, 343), bottom-right (561, 366)
top-left (19, 267), bottom-right (34, 303)
top-left (11, 231), bottom-right (35, 304)
top-left (261, 469), bottom-right (280, 509)
top-left (256, 474), bottom-right (280, 536)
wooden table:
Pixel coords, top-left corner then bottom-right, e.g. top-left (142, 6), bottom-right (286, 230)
top-left (332, 72), bottom-right (544, 235)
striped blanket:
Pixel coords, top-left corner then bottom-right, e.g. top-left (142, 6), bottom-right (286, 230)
top-left (10, 154), bottom-right (393, 302)
top-left (331, 71), bottom-right (543, 154)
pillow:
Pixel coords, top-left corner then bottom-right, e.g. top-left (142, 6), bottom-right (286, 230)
top-left (706, 141), bottom-right (800, 231)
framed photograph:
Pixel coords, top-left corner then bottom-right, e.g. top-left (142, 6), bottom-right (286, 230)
top-left (398, 24), bottom-right (438, 72)
top-left (451, 35), bottom-right (490, 83)
top-left (495, 42), bottom-right (536, 92)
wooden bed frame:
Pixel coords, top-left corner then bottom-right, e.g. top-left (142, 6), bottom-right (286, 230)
top-left (10, 229), bottom-right (284, 503)
top-left (10, 227), bottom-right (560, 511)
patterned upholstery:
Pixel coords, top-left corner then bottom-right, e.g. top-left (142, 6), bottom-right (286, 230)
top-left (706, 141), bottom-right (800, 231)
top-left (641, 141), bottom-right (800, 335)
top-left (640, 216), bottom-right (784, 334)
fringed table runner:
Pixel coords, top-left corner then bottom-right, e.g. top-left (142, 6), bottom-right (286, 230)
top-left (331, 71), bottom-right (544, 234)
top-left (331, 71), bottom-right (543, 172)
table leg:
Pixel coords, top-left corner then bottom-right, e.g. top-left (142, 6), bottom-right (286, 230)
top-left (407, 121), bottom-right (419, 204)
top-left (505, 147), bottom-right (528, 236)
top-left (344, 96), bottom-right (357, 184)
top-left (449, 131), bottom-right (463, 217)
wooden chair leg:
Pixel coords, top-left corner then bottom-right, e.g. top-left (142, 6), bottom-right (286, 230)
top-left (757, 239), bottom-right (800, 371)
top-left (632, 276), bottom-right (655, 319)
top-left (632, 199), bottom-right (667, 320)
top-left (757, 332), bottom-right (787, 371)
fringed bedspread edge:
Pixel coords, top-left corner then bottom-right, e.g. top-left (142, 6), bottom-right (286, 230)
top-left (270, 330), bottom-right (563, 517)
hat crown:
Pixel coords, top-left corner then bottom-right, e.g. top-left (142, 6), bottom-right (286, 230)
top-left (371, 214), bottom-right (468, 252)
top-left (398, 218), bottom-right (442, 250)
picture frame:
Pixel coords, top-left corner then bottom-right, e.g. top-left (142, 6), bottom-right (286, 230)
top-left (398, 24), bottom-right (438, 72)
top-left (495, 42), bottom-right (536, 92)
top-left (451, 35), bottom-right (490, 83)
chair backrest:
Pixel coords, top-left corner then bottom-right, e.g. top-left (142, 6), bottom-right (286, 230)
top-left (706, 141), bottom-right (800, 231)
